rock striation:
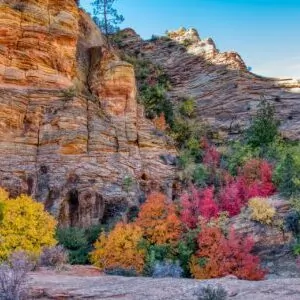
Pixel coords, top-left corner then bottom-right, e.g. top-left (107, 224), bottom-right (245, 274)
top-left (120, 28), bottom-right (300, 140)
top-left (0, 0), bottom-right (177, 227)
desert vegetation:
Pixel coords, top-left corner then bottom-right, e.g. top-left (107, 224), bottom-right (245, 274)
top-left (1, 91), bottom-right (300, 284)
top-left (88, 97), bottom-right (300, 279)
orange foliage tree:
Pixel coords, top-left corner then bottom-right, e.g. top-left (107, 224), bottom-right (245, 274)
top-left (189, 221), bottom-right (265, 280)
top-left (90, 223), bottom-right (145, 274)
top-left (153, 113), bottom-right (167, 131)
top-left (136, 192), bottom-right (182, 245)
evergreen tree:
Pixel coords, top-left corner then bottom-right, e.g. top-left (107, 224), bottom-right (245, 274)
top-left (276, 153), bottom-right (300, 197)
top-left (245, 99), bottom-right (280, 150)
top-left (91, 0), bottom-right (124, 37)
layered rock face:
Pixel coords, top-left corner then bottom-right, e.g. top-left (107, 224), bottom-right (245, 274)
top-left (0, 1), bottom-right (177, 227)
top-left (120, 28), bottom-right (300, 140)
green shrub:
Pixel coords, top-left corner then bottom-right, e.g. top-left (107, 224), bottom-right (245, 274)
top-left (171, 117), bottom-right (205, 149)
top-left (192, 164), bottom-right (209, 187)
top-left (274, 151), bottom-right (300, 197)
top-left (284, 211), bottom-right (300, 236)
top-left (177, 150), bottom-right (198, 185)
top-left (141, 242), bottom-right (175, 276)
top-left (293, 238), bottom-right (300, 256)
top-left (186, 137), bottom-right (202, 158)
top-left (139, 85), bottom-right (174, 125)
top-left (56, 225), bottom-right (103, 265)
top-left (175, 229), bottom-right (198, 277)
top-left (56, 227), bottom-right (87, 250)
top-left (223, 141), bottom-right (257, 176)
top-left (179, 97), bottom-right (196, 117)
top-left (85, 225), bottom-right (103, 245)
top-left (122, 54), bottom-right (174, 126)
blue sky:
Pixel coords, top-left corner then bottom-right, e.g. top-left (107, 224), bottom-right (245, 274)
top-left (81, 0), bottom-right (300, 79)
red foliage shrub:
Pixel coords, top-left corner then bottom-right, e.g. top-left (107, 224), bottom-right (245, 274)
top-left (240, 159), bottom-right (276, 199)
top-left (219, 179), bottom-right (245, 217)
top-left (189, 222), bottom-right (266, 280)
top-left (203, 146), bottom-right (221, 169)
top-left (219, 159), bottom-right (276, 216)
top-left (180, 186), bottom-right (219, 229)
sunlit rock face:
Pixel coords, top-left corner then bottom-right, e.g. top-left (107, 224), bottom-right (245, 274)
top-left (120, 27), bottom-right (300, 140)
top-left (0, 0), bottom-right (177, 227)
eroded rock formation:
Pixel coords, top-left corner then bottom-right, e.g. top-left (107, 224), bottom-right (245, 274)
top-left (120, 28), bottom-right (300, 140)
top-left (0, 0), bottom-right (177, 227)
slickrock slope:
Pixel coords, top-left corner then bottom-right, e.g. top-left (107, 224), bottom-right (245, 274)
top-left (0, 0), bottom-right (177, 226)
top-left (120, 28), bottom-right (300, 140)
top-left (28, 270), bottom-right (300, 300)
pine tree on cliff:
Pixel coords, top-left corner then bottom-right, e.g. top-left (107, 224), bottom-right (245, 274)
top-left (91, 0), bottom-right (124, 38)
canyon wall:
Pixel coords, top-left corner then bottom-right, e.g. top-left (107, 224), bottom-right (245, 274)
top-left (0, 0), bottom-right (177, 227)
top-left (120, 28), bottom-right (300, 140)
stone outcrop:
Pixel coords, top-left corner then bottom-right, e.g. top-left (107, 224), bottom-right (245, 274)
top-left (230, 196), bottom-right (293, 256)
top-left (0, 0), bottom-right (177, 227)
top-left (120, 28), bottom-right (300, 140)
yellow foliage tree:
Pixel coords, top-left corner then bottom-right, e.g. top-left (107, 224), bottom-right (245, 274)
top-left (136, 192), bottom-right (182, 245)
top-left (248, 197), bottom-right (276, 225)
top-left (90, 222), bottom-right (145, 274)
top-left (0, 189), bottom-right (57, 260)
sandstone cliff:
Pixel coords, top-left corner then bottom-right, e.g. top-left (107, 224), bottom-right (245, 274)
top-left (119, 28), bottom-right (300, 140)
top-left (0, 0), bottom-right (177, 227)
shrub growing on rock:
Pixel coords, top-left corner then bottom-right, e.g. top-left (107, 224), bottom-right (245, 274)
top-left (248, 197), bottom-right (275, 225)
top-left (194, 284), bottom-right (228, 300)
top-left (90, 223), bottom-right (145, 274)
top-left (179, 97), bottom-right (196, 117)
top-left (0, 190), bottom-right (57, 260)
